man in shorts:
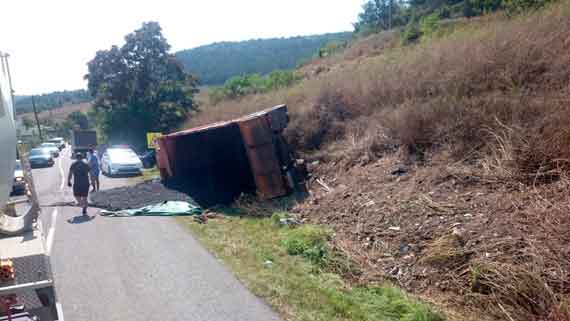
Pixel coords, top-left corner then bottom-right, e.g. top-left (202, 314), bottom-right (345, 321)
top-left (68, 152), bottom-right (90, 215)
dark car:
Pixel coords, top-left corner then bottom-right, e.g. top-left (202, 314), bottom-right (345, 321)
top-left (139, 150), bottom-right (156, 168)
top-left (28, 148), bottom-right (55, 168)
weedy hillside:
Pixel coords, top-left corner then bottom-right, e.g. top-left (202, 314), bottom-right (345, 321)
top-left (187, 3), bottom-right (570, 321)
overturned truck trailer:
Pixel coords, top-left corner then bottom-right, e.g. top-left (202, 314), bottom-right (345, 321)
top-left (156, 105), bottom-right (301, 207)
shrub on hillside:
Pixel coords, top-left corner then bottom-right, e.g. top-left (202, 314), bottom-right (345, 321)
top-left (401, 14), bottom-right (421, 45)
top-left (209, 70), bottom-right (301, 105)
top-left (420, 13), bottom-right (441, 38)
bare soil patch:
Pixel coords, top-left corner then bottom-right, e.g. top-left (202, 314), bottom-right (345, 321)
top-left (294, 155), bottom-right (570, 320)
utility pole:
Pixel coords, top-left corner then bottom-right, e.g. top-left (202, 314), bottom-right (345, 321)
top-left (3, 53), bottom-right (15, 113)
top-left (388, 0), bottom-right (393, 30)
top-left (31, 96), bottom-right (43, 141)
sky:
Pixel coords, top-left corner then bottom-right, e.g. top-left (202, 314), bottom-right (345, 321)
top-left (0, 0), bottom-right (363, 95)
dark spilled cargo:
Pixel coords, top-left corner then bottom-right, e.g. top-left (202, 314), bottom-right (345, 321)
top-left (156, 105), bottom-right (304, 207)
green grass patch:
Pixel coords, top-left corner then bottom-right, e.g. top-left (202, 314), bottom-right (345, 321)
top-left (178, 215), bottom-right (444, 321)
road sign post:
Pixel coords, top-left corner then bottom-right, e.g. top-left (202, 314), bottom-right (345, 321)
top-left (147, 132), bottom-right (162, 149)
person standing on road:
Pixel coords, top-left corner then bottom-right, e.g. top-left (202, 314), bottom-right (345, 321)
top-left (88, 148), bottom-right (100, 192)
top-left (68, 152), bottom-right (91, 215)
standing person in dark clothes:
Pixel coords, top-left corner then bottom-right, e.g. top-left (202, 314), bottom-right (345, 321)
top-left (68, 152), bottom-right (91, 215)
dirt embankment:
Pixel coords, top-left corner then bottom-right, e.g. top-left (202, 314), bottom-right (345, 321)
top-left (294, 154), bottom-right (570, 321)
top-left (187, 3), bottom-right (570, 320)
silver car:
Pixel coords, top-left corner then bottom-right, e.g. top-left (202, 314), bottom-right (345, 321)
top-left (47, 137), bottom-right (65, 150)
top-left (40, 142), bottom-right (60, 158)
top-left (101, 147), bottom-right (143, 176)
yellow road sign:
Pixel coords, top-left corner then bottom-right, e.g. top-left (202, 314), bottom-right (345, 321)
top-left (147, 132), bottom-right (163, 149)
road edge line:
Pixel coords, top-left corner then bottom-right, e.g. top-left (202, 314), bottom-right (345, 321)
top-left (46, 208), bottom-right (57, 255)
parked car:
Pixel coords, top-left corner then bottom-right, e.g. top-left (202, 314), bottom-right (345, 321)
top-left (39, 143), bottom-right (60, 158)
top-left (11, 160), bottom-right (26, 195)
top-left (28, 148), bottom-right (54, 168)
top-left (101, 147), bottom-right (143, 176)
top-left (139, 150), bottom-right (156, 168)
top-left (47, 137), bottom-right (65, 150)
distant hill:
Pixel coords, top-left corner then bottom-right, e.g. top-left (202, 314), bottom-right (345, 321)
top-left (17, 102), bottom-right (92, 122)
top-left (175, 32), bottom-right (352, 85)
top-left (14, 89), bottom-right (91, 115)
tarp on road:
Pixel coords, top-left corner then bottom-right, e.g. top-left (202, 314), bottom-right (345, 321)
top-left (100, 201), bottom-right (202, 217)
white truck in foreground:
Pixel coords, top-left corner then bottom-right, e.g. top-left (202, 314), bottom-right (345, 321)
top-left (0, 52), bottom-right (63, 321)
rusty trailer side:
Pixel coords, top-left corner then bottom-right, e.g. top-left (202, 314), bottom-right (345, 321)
top-left (156, 104), bottom-right (292, 206)
top-left (238, 110), bottom-right (287, 200)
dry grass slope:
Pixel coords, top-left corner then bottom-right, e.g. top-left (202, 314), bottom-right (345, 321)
top-left (18, 102), bottom-right (92, 122)
top-left (187, 3), bottom-right (570, 320)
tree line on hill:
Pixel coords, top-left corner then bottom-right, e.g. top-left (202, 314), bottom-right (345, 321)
top-left (175, 33), bottom-right (352, 86)
top-left (354, 0), bottom-right (553, 36)
top-left (14, 89), bottom-right (90, 115)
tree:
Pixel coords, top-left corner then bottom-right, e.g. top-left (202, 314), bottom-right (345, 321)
top-left (22, 116), bottom-right (34, 130)
top-left (401, 13), bottom-right (421, 45)
top-left (67, 111), bottom-right (89, 129)
top-left (463, 0), bottom-right (476, 17)
top-left (85, 22), bottom-right (198, 148)
top-left (354, 0), bottom-right (406, 34)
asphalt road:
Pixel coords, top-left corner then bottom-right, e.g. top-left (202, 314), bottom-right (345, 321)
top-left (32, 147), bottom-right (282, 321)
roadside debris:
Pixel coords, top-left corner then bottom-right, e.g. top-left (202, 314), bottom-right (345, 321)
top-left (295, 154), bottom-right (570, 320)
top-left (192, 210), bottom-right (227, 224)
top-left (90, 180), bottom-right (190, 211)
top-left (315, 178), bottom-right (333, 192)
top-left (263, 260), bottom-right (274, 268)
top-left (278, 217), bottom-right (301, 227)
top-left (390, 167), bottom-right (408, 176)
top-left (100, 201), bottom-right (202, 217)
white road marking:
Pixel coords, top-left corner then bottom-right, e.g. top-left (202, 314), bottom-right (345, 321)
top-left (59, 154), bottom-right (65, 191)
top-left (46, 208), bottom-right (58, 255)
top-left (47, 151), bottom-right (67, 255)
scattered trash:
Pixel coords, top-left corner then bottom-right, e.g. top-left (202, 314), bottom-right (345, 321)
top-left (100, 201), bottom-right (202, 217)
top-left (390, 167), bottom-right (408, 176)
top-left (315, 178), bottom-right (333, 193)
top-left (263, 260), bottom-right (274, 268)
top-left (388, 226), bottom-right (401, 231)
top-left (279, 217), bottom-right (301, 227)
top-left (399, 243), bottom-right (412, 254)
